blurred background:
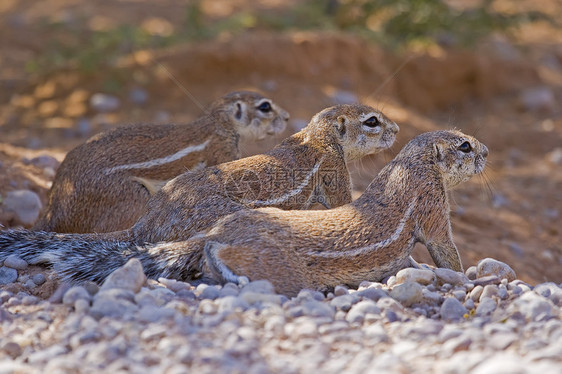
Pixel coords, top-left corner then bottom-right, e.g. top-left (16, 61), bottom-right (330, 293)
top-left (0, 0), bottom-right (560, 283)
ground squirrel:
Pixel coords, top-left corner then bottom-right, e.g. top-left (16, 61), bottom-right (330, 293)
top-left (0, 104), bottom-right (400, 277)
top-left (32, 91), bottom-right (289, 233)
top-left (185, 130), bottom-right (488, 296)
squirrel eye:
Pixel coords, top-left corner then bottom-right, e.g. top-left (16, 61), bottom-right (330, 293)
top-left (458, 141), bottom-right (472, 153)
top-left (257, 101), bottom-right (272, 113)
top-left (363, 116), bottom-right (380, 128)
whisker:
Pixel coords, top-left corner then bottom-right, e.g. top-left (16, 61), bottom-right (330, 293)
top-left (155, 62), bottom-right (208, 114)
top-left (366, 54), bottom-right (415, 101)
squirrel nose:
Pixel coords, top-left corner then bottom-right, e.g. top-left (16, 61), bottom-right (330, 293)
top-left (391, 123), bottom-right (400, 134)
top-left (482, 145), bottom-right (489, 158)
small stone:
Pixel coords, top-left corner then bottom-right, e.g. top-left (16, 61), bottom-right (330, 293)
top-left (354, 287), bottom-right (387, 302)
top-left (422, 288), bottom-right (443, 304)
top-left (219, 284), bottom-right (239, 298)
top-left (330, 294), bottom-right (359, 311)
top-left (452, 290), bottom-right (466, 301)
top-left (476, 258), bottom-right (516, 281)
top-left (334, 285), bottom-right (349, 296)
top-left (30, 155), bottom-right (59, 170)
top-left (498, 285), bottom-right (508, 299)
top-left (96, 288), bottom-right (135, 302)
top-left (90, 296), bottom-right (138, 319)
top-left (509, 292), bottom-right (554, 322)
top-left (346, 300), bottom-right (381, 324)
top-left (472, 354), bottom-right (528, 374)
top-left (438, 327), bottom-right (463, 342)
top-left (63, 286), bottom-right (92, 306)
top-left (0, 290), bottom-right (12, 303)
top-left (134, 287), bottom-right (173, 307)
top-left (464, 299), bottom-right (475, 310)
top-left (2, 341), bottom-right (22, 358)
top-left (241, 292), bottom-right (285, 306)
top-left (74, 298), bottom-right (90, 314)
top-left (440, 297), bottom-right (468, 322)
top-left (31, 273), bottom-right (47, 286)
top-left (443, 336), bottom-right (472, 354)
top-left (489, 333), bottom-right (518, 350)
top-left (480, 285), bottom-right (498, 301)
top-left (296, 289), bottom-right (325, 301)
top-left (199, 286), bottom-right (220, 300)
top-left (390, 281), bottom-right (423, 307)
top-left (475, 297), bottom-right (497, 317)
top-left (3, 255), bottom-right (28, 270)
top-left (137, 305), bottom-right (175, 323)
top-left (157, 277), bottom-right (191, 293)
top-left (284, 318), bottom-right (318, 339)
top-left (23, 280), bottom-right (36, 289)
top-left (2, 190), bottom-right (42, 226)
top-left (473, 275), bottom-right (501, 287)
top-left (90, 93), bottom-right (120, 112)
top-left (386, 276), bottom-right (397, 287)
top-left (395, 268), bottom-right (435, 285)
top-left (300, 300), bottom-right (335, 319)
top-left (364, 324), bottom-right (388, 342)
top-left (376, 297), bottom-right (405, 314)
top-left (0, 267), bottom-right (18, 284)
top-left (241, 279), bottom-right (275, 295)
top-left (465, 266), bottom-right (477, 280)
top-left (49, 283), bottom-right (72, 303)
top-left (27, 345), bottom-right (67, 365)
top-left (510, 285), bottom-right (523, 295)
top-left (21, 295), bottom-right (38, 305)
top-left (217, 296), bottom-right (250, 313)
top-left (385, 310), bottom-right (400, 322)
top-left (129, 88), bottom-right (148, 105)
top-left (534, 282), bottom-right (562, 306)
top-left (100, 258), bottom-right (146, 293)
top-left (434, 268), bottom-right (469, 286)
top-left (83, 281), bottom-right (100, 296)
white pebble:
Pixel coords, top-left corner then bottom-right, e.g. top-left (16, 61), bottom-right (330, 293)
top-left (3, 255), bottom-right (28, 270)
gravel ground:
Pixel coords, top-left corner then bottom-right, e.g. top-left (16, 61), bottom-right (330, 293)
top-left (0, 257), bottom-right (561, 373)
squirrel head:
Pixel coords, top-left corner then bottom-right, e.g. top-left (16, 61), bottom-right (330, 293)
top-left (397, 130), bottom-right (488, 189)
top-left (310, 104), bottom-right (399, 161)
top-left (211, 91), bottom-right (289, 141)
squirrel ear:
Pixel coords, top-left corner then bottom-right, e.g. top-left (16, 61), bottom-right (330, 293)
top-left (233, 101), bottom-right (247, 123)
top-left (433, 142), bottom-right (445, 162)
top-left (335, 115), bottom-right (347, 137)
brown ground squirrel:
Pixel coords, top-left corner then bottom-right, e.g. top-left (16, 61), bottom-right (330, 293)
top-left (0, 104), bottom-right (400, 277)
top-left (33, 91), bottom-right (289, 233)
top-left (184, 130), bottom-right (488, 295)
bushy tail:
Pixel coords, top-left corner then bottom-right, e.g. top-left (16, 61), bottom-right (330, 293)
top-left (0, 230), bottom-right (207, 285)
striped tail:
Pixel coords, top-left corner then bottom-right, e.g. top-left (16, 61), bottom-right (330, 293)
top-left (0, 230), bottom-right (207, 285)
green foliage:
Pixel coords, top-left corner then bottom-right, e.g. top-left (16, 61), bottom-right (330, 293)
top-left (26, 0), bottom-right (552, 75)
top-left (330, 0), bottom-right (526, 47)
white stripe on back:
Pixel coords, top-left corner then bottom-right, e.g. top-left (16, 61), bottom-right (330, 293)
top-left (104, 139), bottom-right (210, 174)
top-left (241, 156), bottom-right (325, 206)
top-left (307, 195), bottom-right (417, 258)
